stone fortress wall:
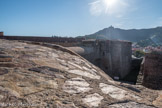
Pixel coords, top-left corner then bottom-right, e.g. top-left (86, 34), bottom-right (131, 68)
top-left (142, 52), bottom-right (162, 89)
top-left (68, 39), bottom-right (132, 80)
top-left (0, 35), bottom-right (84, 47)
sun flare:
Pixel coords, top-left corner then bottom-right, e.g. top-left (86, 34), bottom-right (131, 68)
top-left (89, 0), bottom-right (129, 16)
top-left (104, 0), bottom-right (118, 8)
top-left (103, 0), bottom-right (119, 14)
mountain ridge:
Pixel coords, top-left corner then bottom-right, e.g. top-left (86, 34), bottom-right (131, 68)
top-left (81, 26), bottom-right (162, 43)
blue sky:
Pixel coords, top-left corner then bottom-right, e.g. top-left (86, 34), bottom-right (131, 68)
top-left (0, 0), bottom-right (162, 37)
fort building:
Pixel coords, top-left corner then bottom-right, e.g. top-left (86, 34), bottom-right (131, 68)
top-left (68, 39), bottom-right (132, 80)
top-left (142, 52), bottom-right (162, 89)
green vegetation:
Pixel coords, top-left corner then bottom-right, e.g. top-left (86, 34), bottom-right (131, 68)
top-left (137, 33), bottom-right (162, 47)
top-left (134, 50), bottom-right (145, 58)
top-left (137, 39), bottom-right (154, 47)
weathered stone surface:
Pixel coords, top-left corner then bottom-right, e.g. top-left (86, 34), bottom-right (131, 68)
top-left (63, 77), bottom-right (92, 94)
top-left (28, 66), bottom-right (65, 77)
top-left (82, 93), bottom-right (103, 107)
top-left (55, 101), bottom-right (78, 108)
top-left (0, 87), bottom-right (28, 107)
top-left (109, 102), bottom-right (155, 108)
top-left (68, 61), bottom-right (83, 69)
top-left (0, 39), bottom-right (160, 108)
top-left (99, 83), bottom-right (141, 100)
top-left (153, 92), bottom-right (162, 107)
top-left (68, 70), bottom-right (100, 79)
top-left (0, 68), bottom-right (8, 75)
top-left (0, 55), bottom-right (12, 62)
top-left (0, 63), bottom-right (15, 67)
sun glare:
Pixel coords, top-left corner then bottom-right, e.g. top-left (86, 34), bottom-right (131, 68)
top-left (102, 0), bottom-right (119, 14)
top-left (104, 0), bottom-right (118, 7)
top-left (90, 0), bottom-right (129, 16)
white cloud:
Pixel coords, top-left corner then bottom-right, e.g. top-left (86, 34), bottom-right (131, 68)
top-left (89, 0), bottom-right (132, 17)
top-left (89, 0), bottom-right (104, 16)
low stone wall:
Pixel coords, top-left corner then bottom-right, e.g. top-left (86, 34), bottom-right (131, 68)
top-left (142, 52), bottom-right (162, 89)
top-left (0, 36), bottom-right (84, 47)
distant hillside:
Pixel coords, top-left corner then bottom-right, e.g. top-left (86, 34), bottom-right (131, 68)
top-left (82, 26), bottom-right (162, 43)
top-left (137, 34), bottom-right (162, 47)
